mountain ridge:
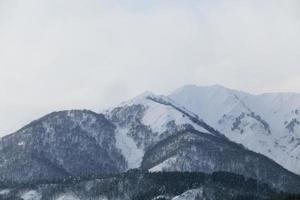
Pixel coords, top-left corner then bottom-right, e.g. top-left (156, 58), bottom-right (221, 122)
top-left (1, 86), bottom-right (300, 194)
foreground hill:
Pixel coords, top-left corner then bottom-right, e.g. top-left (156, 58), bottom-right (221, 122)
top-left (0, 171), bottom-right (298, 200)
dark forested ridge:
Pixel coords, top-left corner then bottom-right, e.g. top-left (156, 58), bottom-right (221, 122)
top-left (0, 170), bottom-right (299, 200)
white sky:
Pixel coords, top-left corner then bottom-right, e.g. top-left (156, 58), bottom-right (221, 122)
top-left (1, 0), bottom-right (300, 135)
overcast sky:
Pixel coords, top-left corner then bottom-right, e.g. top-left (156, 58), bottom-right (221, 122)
top-left (1, 0), bottom-right (300, 135)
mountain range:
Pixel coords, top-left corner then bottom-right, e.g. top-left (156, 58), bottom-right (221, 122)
top-left (0, 85), bottom-right (300, 199)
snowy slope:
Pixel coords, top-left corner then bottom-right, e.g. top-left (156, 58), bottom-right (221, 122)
top-left (111, 92), bottom-right (211, 134)
top-left (105, 92), bottom-right (221, 170)
top-left (115, 127), bottom-right (144, 169)
top-left (170, 85), bottom-right (300, 174)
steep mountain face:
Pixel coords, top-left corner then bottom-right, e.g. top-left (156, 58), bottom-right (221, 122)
top-left (0, 110), bottom-right (126, 183)
top-left (104, 92), bottom-right (222, 170)
top-left (170, 85), bottom-right (300, 175)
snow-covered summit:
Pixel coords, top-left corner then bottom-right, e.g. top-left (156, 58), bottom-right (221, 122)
top-left (105, 91), bottom-right (225, 170)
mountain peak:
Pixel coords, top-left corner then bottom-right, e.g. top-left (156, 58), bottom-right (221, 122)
top-left (126, 91), bottom-right (153, 103)
top-left (172, 84), bottom-right (234, 96)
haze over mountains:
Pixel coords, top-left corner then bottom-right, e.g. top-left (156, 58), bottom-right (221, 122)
top-left (0, 84), bottom-right (300, 199)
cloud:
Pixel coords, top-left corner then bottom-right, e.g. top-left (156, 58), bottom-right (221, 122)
top-left (0, 0), bottom-right (300, 135)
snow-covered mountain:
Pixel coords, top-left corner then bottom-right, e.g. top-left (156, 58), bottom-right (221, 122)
top-left (170, 85), bottom-right (300, 175)
top-left (104, 92), bottom-right (225, 170)
top-left (1, 88), bottom-right (300, 193)
top-left (104, 92), bottom-right (300, 192)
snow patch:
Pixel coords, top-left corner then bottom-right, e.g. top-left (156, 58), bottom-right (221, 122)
top-left (0, 189), bottom-right (10, 195)
top-left (20, 190), bottom-right (41, 200)
top-left (149, 157), bottom-right (177, 172)
top-left (115, 127), bottom-right (144, 169)
top-left (56, 193), bottom-right (80, 200)
top-left (18, 141), bottom-right (25, 146)
top-left (172, 188), bottom-right (204, 200)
